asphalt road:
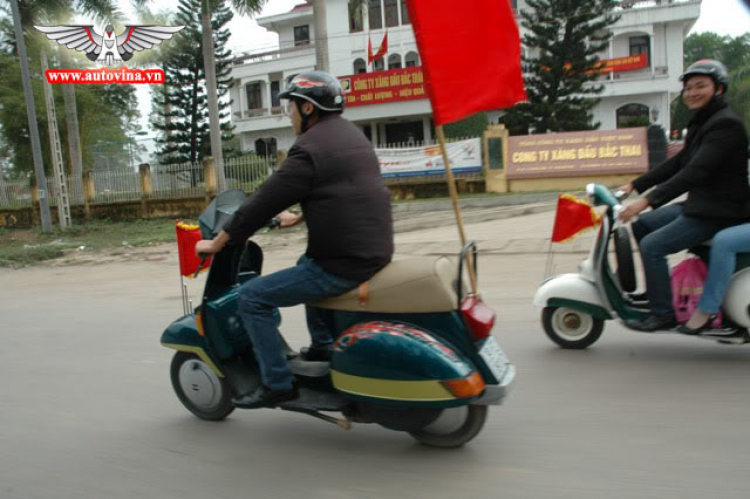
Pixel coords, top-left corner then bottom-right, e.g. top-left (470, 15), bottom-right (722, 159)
top-left (2, 210), bottom-right (749, 499)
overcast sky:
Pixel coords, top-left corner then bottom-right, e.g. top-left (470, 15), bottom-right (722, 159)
top-left (119, 0), bottom-right (750, 144)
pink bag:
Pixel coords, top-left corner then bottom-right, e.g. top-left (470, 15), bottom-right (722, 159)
top-left (671, 257), bottom-right (722, 327)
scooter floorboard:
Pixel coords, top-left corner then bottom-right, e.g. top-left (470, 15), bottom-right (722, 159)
top-left (276, 387), bottom-right (348, 412)
top-left (629, 327), bottom-right (750, 345)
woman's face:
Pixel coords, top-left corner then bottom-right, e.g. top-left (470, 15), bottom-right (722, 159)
top-left (682, 75), bottom-right (721, 110)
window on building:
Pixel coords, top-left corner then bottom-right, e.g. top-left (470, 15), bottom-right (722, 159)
top-left (353, 58), bottom-right (367, 74)
top-left (384, 0), bottom-right (398, 27)
top-left (348, 1), bottom-right (363, 32)
top-left (388, 53), bottom-right (402, 70)
top-left (405, 51), bottom-right (419, 67)
top-left (246, 82), bottom-right (262, 110)
top-left (616, 103), bottom-right (649, 128)
top-left (368, 0), bottom-right (382, 30)
top-left (629, 35), bottom-right (650, 65)
top-left (271, 81), bottom-right (280, 107)
top-left (373, 58), bottom-right (385, 72)
top-left (294, 25), bottom-right (310, 46)
top-left (400, 0), bottom-right (410, 24)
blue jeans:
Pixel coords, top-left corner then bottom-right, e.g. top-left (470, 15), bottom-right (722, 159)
top-left (697, 223), bottom-right (750, 314)
top-left (237, 255), bottom-right (358, 391)
top-left (631, 204), bottom-right (735, 316)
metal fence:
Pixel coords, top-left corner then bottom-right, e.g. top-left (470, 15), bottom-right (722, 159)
top-left (0, 179), bottom-right (32, 209)
top-left (151, 162), bottom-right (204, 199)
top-left (225, 156), bottom-right (274, 191)
top-left (90, 169), bottom-right (141, 203)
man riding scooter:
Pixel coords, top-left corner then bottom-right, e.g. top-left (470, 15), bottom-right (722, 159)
top-left (195, 71), bottom-right (394, 408)
top-left (618, 59), bottom-right (750, 332)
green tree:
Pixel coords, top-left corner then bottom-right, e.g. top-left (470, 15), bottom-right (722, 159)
top-left (152, 0), bottom-right (234, 167)
top-left (499, 0), bottom-right (620, 135)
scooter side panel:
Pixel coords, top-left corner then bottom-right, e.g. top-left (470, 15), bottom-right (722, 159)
top-left (330, 322), bottom-right (479, 407)
top-left (533, 273), bottom-right (611, 319)
top-left (160, 314), bottom-right (225, 377)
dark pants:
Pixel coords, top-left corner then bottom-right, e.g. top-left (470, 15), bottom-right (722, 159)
top-left (631, 204), bottom-right (735, 316)
top-left (237, 255), bottom-right (358, 391)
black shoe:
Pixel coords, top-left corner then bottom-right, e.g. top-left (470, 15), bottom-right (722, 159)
top-left (676, 315), bottom-right (716, 336)
top-left (232, 385), bottom-right (298, 409)
top-left (300, 345), bottom-right (333, 362)
top-left (625, 314), bottom-right (677, 332)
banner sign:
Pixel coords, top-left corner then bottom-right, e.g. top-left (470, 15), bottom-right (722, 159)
top-left (375, 138), bottom-right (482, 178)
top-left (506, 128), bottom-right (648, 179)
top-left (339, 66), bottom-right (427, 108)
top-left (595, 54), bottom-right (648, 73)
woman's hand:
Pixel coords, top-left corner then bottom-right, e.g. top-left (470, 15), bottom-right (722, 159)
top-left (617, 183), bottom-right (635, 195)
top-left (619, 198), bottom-right (649, 223)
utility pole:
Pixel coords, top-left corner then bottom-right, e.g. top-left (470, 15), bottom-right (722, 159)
top-left (201, 1), bottom-right (226, 192)
top-left (41, 51), bottom-right (72, 230)
top-left (312, 0), bottom-right (329, 72)
top-left (10, 0), bottom-right (52, 232)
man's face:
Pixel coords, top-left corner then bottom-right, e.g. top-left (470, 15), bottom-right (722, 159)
top-left (682, 75), bottom-right (720, 110)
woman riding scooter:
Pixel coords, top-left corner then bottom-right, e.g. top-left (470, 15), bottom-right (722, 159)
top-left (617, 59), bottom-right (750, 332)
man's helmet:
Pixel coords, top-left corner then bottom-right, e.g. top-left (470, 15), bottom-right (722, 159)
top-left (679, 59), bottom-right (730, 92)
top-left (279, 71), bottom-right (345, 113)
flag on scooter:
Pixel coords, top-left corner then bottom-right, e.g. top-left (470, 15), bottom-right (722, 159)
top-left (551, 195), bottom-right (602, 243)
top-left (175, 221), bottom-right (211, 278)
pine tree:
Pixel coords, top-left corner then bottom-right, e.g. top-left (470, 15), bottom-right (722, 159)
top-left (153, 0), bottom-right (235, 166)
top-left (500, 0), bottom-right (620, 135)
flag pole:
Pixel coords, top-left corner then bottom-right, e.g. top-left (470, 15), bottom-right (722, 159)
top-left (435, 125), bottom-right (478, 296)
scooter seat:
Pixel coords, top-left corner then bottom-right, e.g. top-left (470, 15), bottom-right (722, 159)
top-left (312, 257), bottom-right (460, 313)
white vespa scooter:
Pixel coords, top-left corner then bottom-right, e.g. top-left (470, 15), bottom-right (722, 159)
top-left (534, 183), bottom-right (750, 348)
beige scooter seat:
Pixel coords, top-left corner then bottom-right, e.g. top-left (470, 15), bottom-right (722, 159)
top-left (313, 257), bottom-right (460, 313)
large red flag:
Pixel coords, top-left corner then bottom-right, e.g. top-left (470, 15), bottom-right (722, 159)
top-left (405, 0), bottom-right (526, 126)
top-left (551, 195), bottom-right (602, 243)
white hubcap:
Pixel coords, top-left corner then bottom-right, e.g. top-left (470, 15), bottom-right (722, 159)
top-left (178, 359), bottom-right (223, 409)
top-left (552, 308), bottom-right (594, 341)
top-left (420, 407), bottom-right (468, 435)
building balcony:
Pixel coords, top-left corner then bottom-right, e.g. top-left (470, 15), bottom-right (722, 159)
top-left (233, 107), bottom-right (286, 120)
top-left (232, 43), bottom-right (316, 69)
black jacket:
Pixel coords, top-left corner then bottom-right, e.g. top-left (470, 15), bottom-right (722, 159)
top-left (632, 97), bottom-right (750, 220)
top-left (223, 114), bottom-right (394, 282)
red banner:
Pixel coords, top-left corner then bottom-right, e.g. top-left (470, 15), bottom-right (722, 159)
top-left (175, 221), bottom-right (211, 278)
top-left (551, 195), bottom-right (601, 243)
top-left (595, 54), bottom-right (648, 73)
top-left (339, 66), bottom-right (427, 107)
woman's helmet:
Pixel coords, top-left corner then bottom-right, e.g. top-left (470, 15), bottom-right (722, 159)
top-left (679, 59), bottom-right (730, 92)
top-left (279, 71), bottom-right (345, 113)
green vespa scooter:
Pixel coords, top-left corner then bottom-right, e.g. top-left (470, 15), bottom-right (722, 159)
top-left (161, 190), bottom-right (515, 448)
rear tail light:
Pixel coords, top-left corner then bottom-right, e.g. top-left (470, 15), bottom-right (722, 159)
top-left (460, 296), bottom-right (496, 341)
top-left (442, 372), bottom-right (486, 398)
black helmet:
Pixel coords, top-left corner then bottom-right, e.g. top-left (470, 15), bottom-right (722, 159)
top-left (279, 71), bottom-right (345, 113)
top-left (680, 59), bottom-right (730, 92)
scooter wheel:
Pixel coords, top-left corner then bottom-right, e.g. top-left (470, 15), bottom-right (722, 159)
top-left (170, 352), bottom-right (235, 421)
top-left (542, 306), bottom-right (604, 349)
top-left (409, 405), bottom-right (488, 448)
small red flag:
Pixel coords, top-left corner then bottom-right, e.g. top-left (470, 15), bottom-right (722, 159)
top-left (551, 195), bottom-right (602, 243)
top-left (406, 0), bottom-right (526, 126)
top-left (368, 32), bottom-right (388, 65)
top-left (175, 221), bottom-right (211, 277)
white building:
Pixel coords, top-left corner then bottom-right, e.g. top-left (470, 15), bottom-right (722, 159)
top-left (229, 0), bottom-right (701, 155)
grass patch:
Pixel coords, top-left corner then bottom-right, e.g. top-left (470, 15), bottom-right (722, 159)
top-left (0, 218), bottom-right (179, 268)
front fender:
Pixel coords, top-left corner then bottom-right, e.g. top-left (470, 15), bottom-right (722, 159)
top-left (160, 314), bottom-right (224, 377)
top-left (533, 273), bottom-right (611, 319)
top-left (330, 322), bottom-right (482, 407)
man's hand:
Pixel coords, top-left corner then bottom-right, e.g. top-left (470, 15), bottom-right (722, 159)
top-left (617, 183), bottom-right (635, 196)
top-left (195, 231), bottom-right (230, 256)
top-left (276, 210), bottom-right (304, 228)
top-left (619, 198), bottom-right (649, 223)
